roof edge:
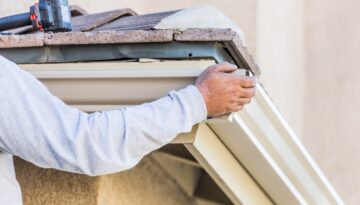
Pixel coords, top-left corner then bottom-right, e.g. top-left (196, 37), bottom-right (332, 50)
top-left (0, 28), bottom-right (260, 76)
top-left (0, 34), bottom-right (44, 48)
top-left (45, 30), bottom-right (174, 45)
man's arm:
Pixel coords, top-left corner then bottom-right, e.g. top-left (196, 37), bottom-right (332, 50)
top-left (0, 57), bottom-right (256, 176)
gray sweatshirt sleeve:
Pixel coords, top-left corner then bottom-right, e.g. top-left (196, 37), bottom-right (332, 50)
top-left (0, 56), bottom-right (207, 176)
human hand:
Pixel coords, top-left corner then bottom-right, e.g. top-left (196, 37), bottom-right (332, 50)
top-left (195, 62), bottom-right (257, 117)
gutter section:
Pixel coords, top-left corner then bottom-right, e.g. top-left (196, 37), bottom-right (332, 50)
top-left (207, 85), bottom-right (345, 205)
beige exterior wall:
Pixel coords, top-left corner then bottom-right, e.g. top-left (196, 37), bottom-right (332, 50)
top-left (303, 0), bottom-right (360, 204)
top-left (15, 156), bottom-right (196, 205)
top-left (256, 0), bottom-right (305, 137)
top-left (0, 0), bottom-right (32, 16)
top-left (1, 0), bottom-right (360, 204)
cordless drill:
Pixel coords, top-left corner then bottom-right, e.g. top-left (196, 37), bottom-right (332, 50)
top-left (0, 0), bottom-right (72, 32)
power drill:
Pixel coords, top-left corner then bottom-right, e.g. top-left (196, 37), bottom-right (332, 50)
top-left (0, 0), bottom-right (72, 33)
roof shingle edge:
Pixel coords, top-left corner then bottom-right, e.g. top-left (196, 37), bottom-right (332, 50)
top-left (0, 34), bottom-right (44, 48)
top-left (44, 30), bottom-right (174, 45)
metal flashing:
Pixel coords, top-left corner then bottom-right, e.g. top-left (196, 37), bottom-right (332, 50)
top-left (1, 42), bottom-right (234, 65)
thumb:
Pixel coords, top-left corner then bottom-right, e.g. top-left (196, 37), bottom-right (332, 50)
top-left (213, 62), bottom-right (237, 73)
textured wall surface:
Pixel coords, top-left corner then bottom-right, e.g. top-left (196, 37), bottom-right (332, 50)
top-left (14, 157), bottom-right (99, 205)
top-left (14, 156), bottom-right (195, 205)
top-left (256, 0), bottom-right (305, 137)
top-left (304, 0), bottom-right (360, 204)
top-left (97, 156), bottom-right (196, 205)
top-left (0, 0), bottom-right (32, 16)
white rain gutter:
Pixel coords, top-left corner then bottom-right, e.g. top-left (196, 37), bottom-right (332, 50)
top-left (203, 84), bottom-right (345, 205)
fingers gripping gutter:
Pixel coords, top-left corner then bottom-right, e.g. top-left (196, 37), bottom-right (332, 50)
top-left (195, 62), bottom-right (257, 117)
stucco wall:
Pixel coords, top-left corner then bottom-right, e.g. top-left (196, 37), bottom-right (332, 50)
top-left (14, 157), bottom-right (99, 205)
top-left (0, 0), bottom-right (32, 16)
top-left (303, 0), bottom-right (360, 204)
top-left (96, 156), bottom-right (196, 205)
top-left (14, 155), bottom-right (196, 205)
top-left (256, 0), bottom-right (305, 137)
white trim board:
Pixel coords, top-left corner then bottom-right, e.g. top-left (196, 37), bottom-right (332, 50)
top-left (19, 60), bottom-right (345, 205)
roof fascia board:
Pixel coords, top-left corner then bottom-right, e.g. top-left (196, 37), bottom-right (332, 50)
top-left (207, 85), bottom-right (345, 205)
